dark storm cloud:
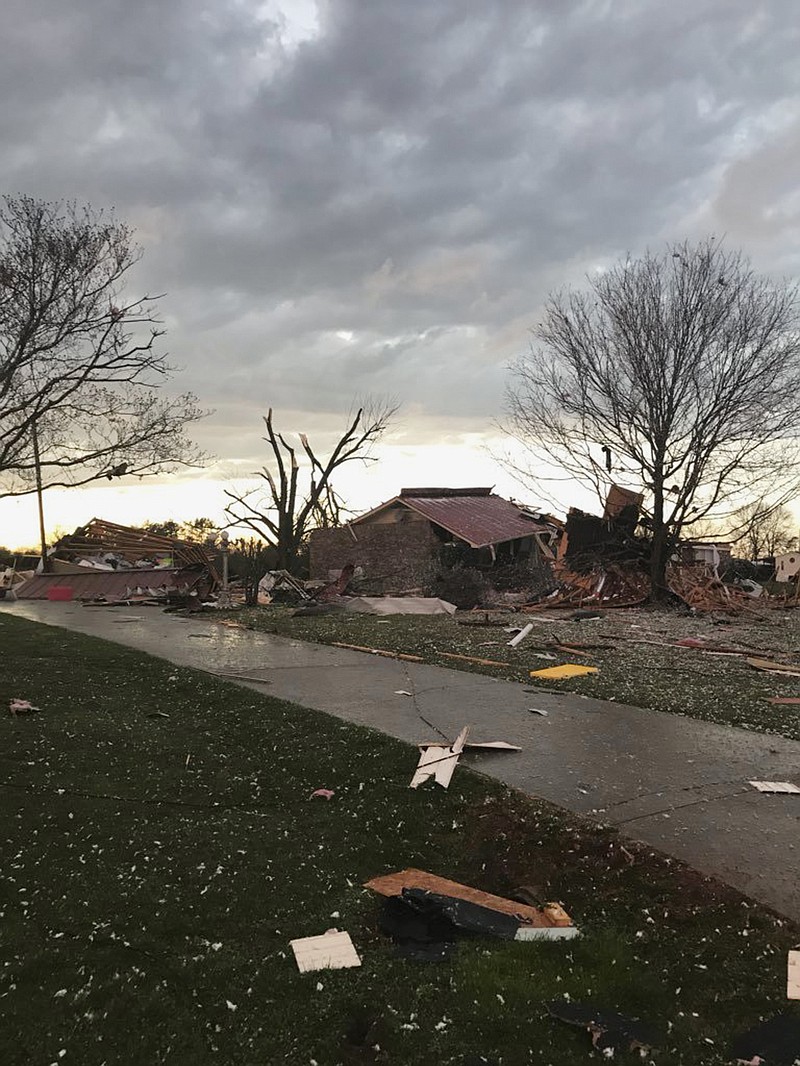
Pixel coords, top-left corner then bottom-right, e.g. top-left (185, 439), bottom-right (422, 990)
top-left (1, 0), bottom-right (798, 460)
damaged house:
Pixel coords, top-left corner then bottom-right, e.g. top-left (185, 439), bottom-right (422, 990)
top-left (309, 487), bottom-right (559, 596)
top-left (12, 519), bottom-right (219, 604)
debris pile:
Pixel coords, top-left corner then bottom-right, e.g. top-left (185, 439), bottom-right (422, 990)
top-left (13, 518), bottom-right (219, 605)
top-left (666, 563), bottom-right (756, 612)
top-left (527, 563), bottom-right (650, 610)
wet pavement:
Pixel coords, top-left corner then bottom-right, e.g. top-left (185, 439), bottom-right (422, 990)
top-left (5, 601), bottom-right (800, 921)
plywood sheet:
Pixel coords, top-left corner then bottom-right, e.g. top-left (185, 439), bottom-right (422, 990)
top-left (364, 868), bottom-right (574, 928)
top-left (749, 781), bottom-right (800, 794)
top-left (789, 951), bottom-right (800, 1000)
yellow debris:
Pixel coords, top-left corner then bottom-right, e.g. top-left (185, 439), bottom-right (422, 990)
top-left (529, 664), bottom-right (599, 680)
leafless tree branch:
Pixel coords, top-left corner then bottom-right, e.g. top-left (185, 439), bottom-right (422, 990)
top-left (503, 237), bottom-right (800, 595)
top-left (224, 398), bottom-right (398, 573)
top-left (0, 195), bottom-right (208, 497)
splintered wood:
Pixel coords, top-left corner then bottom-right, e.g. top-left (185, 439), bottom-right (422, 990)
top-left (410, 726), bottom-right (470, 789)
top-left (524, 564), bottom-right (649, 611)
top-left (666, 565), bottom-right (762, 614)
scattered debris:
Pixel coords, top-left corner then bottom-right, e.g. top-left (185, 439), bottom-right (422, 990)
top-left (571, 610), bottom-right (603, 622)
top-left (365, 869), bottom-right (576, 940)
top-left (527, 707), bottom-right (549, 716)
top-left (147, 712), bottom-right (170, 719)
top-left (310, 788), bottom-right (335, 800)
top-left (289, 929), bottom-right (361, 973)
top-left (789, 951), bottom-right (800, 1000)
top-left (747, 657), bottom-right (800, 676)
top-left (507, 623), bottom-right (534, 647)
top-left (749, 781), bottom-right (800, 794)
top-left (730, 1014), bottom-right (800, 1066)
top-left (211, 672), bottom-right (273, 685)
top-left (529, 664), bottom-right (599, 680)
top-left (8, 698), bottom-right (40, 716)
top-left (394, 690), bottom-right (413, 696)
top-left (344, 596), bottom-right (457, 616)
top-left (410, 727), bottom-right (470, 789)
top-left (332, 642), bottom-right (425, 663)
top-left (547, 1001), bottom-right (663, 1057)
top-left (267, 570), bottom-right (311, 603)
top-left (768, 697), bottom-right (800, 706)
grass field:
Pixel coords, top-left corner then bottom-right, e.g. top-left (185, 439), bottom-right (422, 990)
top-left (229, 603), bottom-right (800, 741)
top-left (1, 612), bottom-right (798, 1065)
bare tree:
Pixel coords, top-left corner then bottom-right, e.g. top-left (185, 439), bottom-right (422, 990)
top-left (0, 195), bottom-right (207, 496)
top-left (730, 499), bottom-right (797, 559)
top-left (505, 238), bottom-right (800, 596)
top-left (224, 401), bottom-right (397, 574)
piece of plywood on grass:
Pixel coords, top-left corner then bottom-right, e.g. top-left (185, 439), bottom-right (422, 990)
top-left (364, 868), bottom-right (575, 935)
top-left (749, 781), bottom-right (800, 794)
top-left (289, 929), bottom-right (361, 973)
top-left (529, 663), bottom-right (599, 680)
top-left (789, 951), bottom-right (800, 1000)
top-left (410, 726), bottom-right (470, 789)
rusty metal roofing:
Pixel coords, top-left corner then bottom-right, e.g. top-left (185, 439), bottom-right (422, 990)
top-left (15, 568), bottom-right (207, 601)
top-left (355, 492), bottom-right (552, 549)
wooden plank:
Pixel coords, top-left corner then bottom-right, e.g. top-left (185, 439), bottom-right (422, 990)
top-left (439, 652), bottom-right (511, 667)
top-left (747, 657), bottom-right (800, 674)
top-left (364, 868), bottom-right (574, 928)
top-left (331, 642), bottom-right (425, 663)
top-left (749, 781), bottom-right (800, 794)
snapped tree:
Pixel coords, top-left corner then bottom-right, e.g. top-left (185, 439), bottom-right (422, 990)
top-left (0, 195), bottom-right (206, 497)
top-left (505, 238), bottom-right (800, 596)
top-left (224, 401), bottom-right (397, 574)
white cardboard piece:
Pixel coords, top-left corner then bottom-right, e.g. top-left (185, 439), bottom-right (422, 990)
top-left (789, 951), bottom-right (800, 1000)
top-left (289, 929), bottom-right (361, 973)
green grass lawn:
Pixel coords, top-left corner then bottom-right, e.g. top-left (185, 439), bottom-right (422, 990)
top-left (1, 613), bottom-right (798, 1065)
top-left (228, 604), bottom-right (800, 741)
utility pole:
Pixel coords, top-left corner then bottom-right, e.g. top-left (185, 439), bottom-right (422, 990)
top-left (31, 421), bottom-right (49, 572)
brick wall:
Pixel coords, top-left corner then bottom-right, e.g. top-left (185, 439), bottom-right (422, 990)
top-left (309, 522), bottom-right (441, 593)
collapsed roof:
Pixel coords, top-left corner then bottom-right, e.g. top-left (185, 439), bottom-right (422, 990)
top-left (51, 518), bottom-right (218, 572)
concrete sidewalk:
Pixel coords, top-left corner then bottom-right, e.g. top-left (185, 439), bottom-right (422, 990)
top-left (5, 601), bottom-right (800, 921)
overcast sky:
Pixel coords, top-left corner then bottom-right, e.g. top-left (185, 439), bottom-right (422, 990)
top-left (2, 0), bottom-right (799, 543)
